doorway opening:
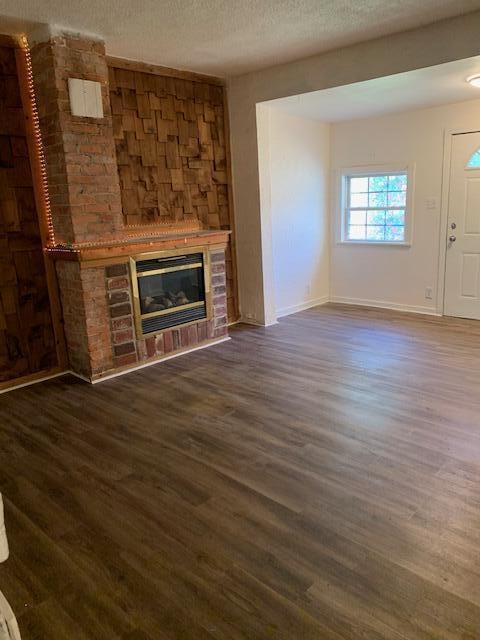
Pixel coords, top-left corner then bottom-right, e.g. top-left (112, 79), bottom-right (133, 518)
top-left (256, 55), bottom-right (480, 323)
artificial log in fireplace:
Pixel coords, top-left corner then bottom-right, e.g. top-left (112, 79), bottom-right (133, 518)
top-left (130, 248), bottom-right (211, 338)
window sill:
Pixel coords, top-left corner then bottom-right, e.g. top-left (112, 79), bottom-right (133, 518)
top-left (337, 240), bottom-right (411, 247)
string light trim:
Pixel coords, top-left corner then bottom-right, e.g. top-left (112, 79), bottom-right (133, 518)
top-left (44, 226), bottom-right (225, 254)
top-left (20, 35), bottom-right (56, 247)
top-left (19, 37), bottom-right (217, 255)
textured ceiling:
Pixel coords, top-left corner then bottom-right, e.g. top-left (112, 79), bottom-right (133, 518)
top-left (1, 0), bottom-right (480, 77)
top-left (265, 56), bottom-right (480, 122)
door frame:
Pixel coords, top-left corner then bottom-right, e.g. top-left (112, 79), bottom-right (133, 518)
top-left (438, 127), bottom-right (480, 315)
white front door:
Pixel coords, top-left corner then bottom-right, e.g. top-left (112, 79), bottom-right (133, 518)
top-left (444, 131), bottom-right (480, 320)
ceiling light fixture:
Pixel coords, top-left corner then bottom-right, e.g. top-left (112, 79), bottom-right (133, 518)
top-left (467, 74), bottom-right (480, 88)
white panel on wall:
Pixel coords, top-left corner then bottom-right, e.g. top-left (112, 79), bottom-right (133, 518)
top-left (68, 78), bottom-right (103, 118)
top-left (465, 178), bottom-right (480, 235)
top-left (461, 253), bottom-right (480, 297)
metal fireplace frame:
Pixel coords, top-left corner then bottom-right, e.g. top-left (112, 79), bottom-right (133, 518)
top-left (130, 246), bottom-right (212, 339)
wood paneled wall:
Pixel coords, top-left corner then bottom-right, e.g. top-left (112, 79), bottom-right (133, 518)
top-left (108, 63), bottom-right (238, 320)
top-left (0, 44), bottom-right (58, 383)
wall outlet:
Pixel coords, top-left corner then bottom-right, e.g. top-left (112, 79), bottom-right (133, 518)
top-left (425, 287), bottom-right (433, 300)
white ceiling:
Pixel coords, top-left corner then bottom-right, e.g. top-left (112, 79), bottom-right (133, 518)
top-left (1, 0), bottom-right (480, 77)
top-left (264, 56), bottom-right (480, 123)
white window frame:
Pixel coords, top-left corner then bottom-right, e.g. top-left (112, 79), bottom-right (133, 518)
top-left (336, 164), bottom-right (414, 246)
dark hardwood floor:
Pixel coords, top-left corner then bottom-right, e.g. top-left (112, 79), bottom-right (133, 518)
top-left (1, 303), bottom-right (480, 639)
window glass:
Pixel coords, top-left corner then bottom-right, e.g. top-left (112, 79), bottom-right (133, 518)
top-left (467, 149), bottom-right (480, 168)
top-left (346, 172), bottom-right (407, 243)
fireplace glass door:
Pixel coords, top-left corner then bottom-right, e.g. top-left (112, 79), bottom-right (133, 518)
top-left (132, 252), bottom-right (208, 336)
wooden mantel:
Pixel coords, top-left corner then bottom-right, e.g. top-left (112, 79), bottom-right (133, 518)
top-left (46, 229), bottom-right (231, 268)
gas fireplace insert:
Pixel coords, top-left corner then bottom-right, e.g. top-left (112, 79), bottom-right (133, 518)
top-left (130, 248), bottom-right (211, 338)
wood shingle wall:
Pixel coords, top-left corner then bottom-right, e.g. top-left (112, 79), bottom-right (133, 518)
top-left (108, 65), bottom-right (237, 320)
top-left (0, 44), bottom-right (57, 383)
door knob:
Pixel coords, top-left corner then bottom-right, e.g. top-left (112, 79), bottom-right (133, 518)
top-left (449, 235), bottom-right (456, 242)
top-left (450, 222), bottom-right (456, 229)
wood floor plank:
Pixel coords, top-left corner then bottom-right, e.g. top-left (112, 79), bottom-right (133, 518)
top-left (0, 303), bottom-right (480, 638)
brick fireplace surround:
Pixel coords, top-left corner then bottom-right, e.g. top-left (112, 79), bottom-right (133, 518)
top-left (53, 236), bottom-right (229, 381)
top-left (29, 33), bottom-right (232, 382)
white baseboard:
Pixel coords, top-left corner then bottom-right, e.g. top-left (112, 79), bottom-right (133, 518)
top-left (89, 336), bottom-right (231, 384)
top-left (330, 296), bottom-right (441, 316)
top-left (0, 371), bottom-right (67, 395)
top-left (67, 370), bottom-right (91, 383)
top-left (0, 337), bottom-right (231, 391)
top-left (240, 317), bottom-right (279, 327)
top-left (276, 295), bottom-right (330, 319)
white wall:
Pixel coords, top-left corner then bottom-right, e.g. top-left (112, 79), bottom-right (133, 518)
top-left (259, 109), bottom-right (330, 317)
top-left (330, 98), bottom-right (480, 314)
top-left (228, 12), bottom-right (480, 324)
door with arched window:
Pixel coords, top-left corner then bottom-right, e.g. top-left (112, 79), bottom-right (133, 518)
top-left (444, 132), bottom-right (480, 320)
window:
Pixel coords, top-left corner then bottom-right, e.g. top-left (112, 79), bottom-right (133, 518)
top-left (467, 148), bottom-right (480, 168)
top-left (341, 171), bottom-right (410, 244)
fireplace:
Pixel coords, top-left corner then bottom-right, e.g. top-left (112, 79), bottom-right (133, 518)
top-left (130, 248), bottom-right (211, 338)
top-left (51, 231), bottom-right (228, 380)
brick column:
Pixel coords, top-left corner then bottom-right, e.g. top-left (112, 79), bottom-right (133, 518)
top-left (30, 34), bottom-right (123, 245)
top-left (29, 33), bottom-right (123, 379)
top-left (210, 248), bottom-right (228, 338)
top-left (56, 262), bottom-right (114, 378)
